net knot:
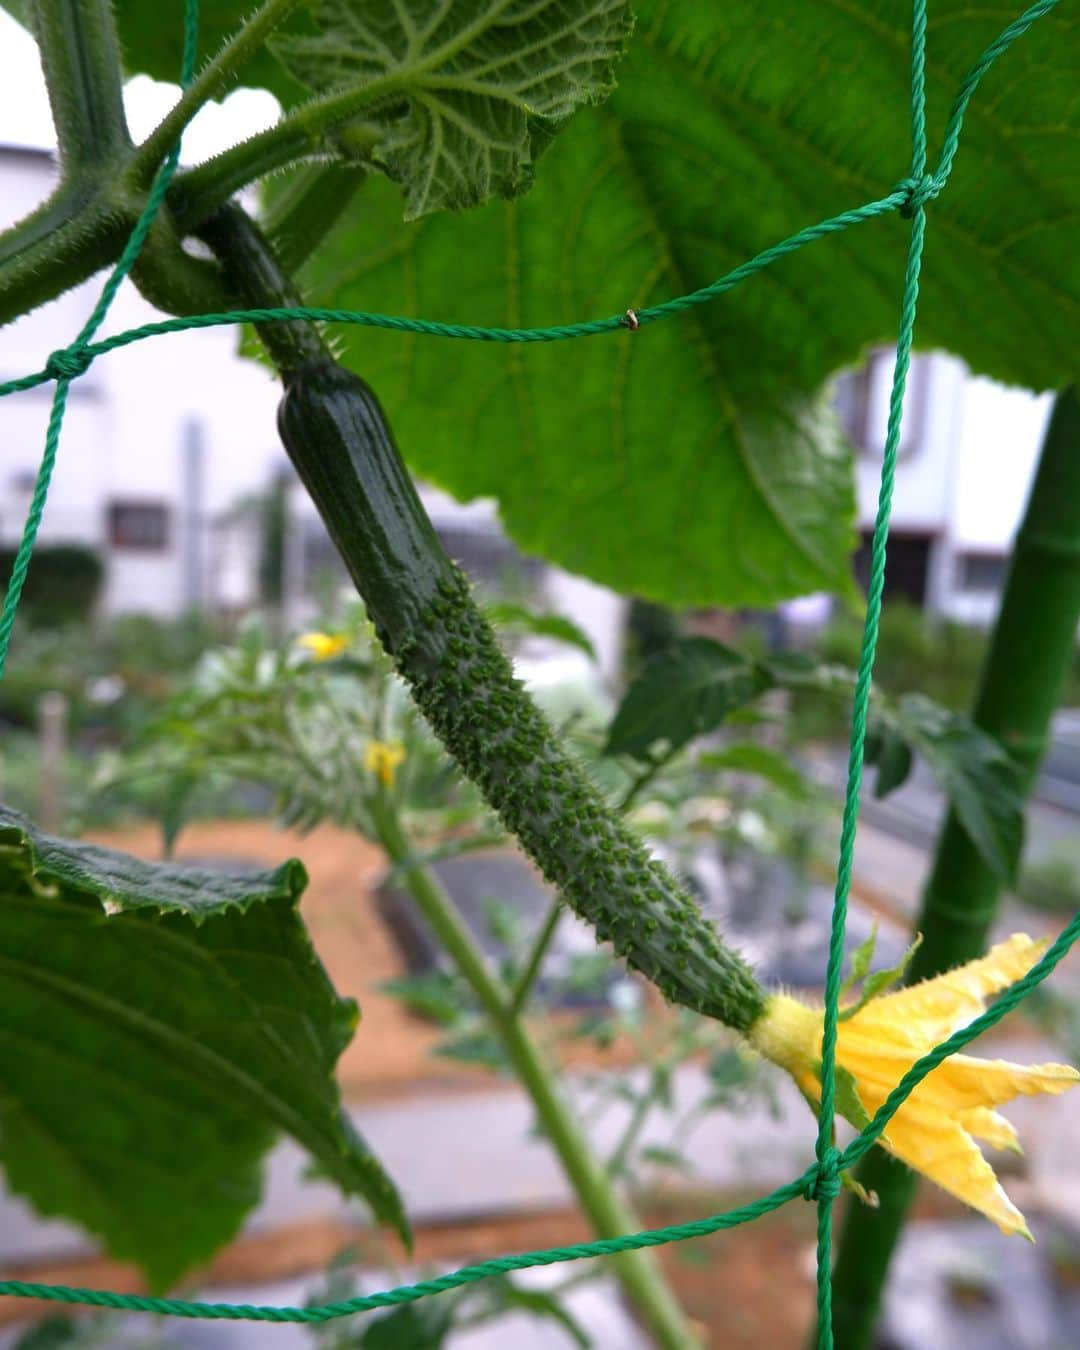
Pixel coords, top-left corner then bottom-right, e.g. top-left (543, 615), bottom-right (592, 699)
top-left (45, 346), bottom-right (93, 382)
top-left (804, 1147), bottom-right (843, 1204)
top-left (897, 173), bottom-right (941, 218)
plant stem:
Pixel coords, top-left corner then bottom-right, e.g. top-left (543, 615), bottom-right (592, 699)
top-left (369, 794), bottom-right (700, 1349)
top-left (607, 1074), bottom-right (659, 1179)
top-left (507, 899), bottom-right (563, 1017)
top-left (619, 748), bottom-right (678, 813)
top-left (30, 0), bottom-right (130, 169)
top-left (259, 162), bottom-right (369, 274)
top-left (826, 385), bottom-right (1080, 1350)
top-left (169, 125), bottom-right (379, 234)
top-left (129, 0), bottom-right (305, 185)
top-left (0, 1), bottom-right (137, 322)
top-left (0, 186), bottom-right (134, 328)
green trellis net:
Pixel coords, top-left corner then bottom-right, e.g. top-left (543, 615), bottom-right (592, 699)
top-left (0, 1), bottom-right (1076, 1346)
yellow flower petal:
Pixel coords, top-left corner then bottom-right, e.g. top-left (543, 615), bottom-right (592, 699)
top-left (297, 631), bottom-right (350, 661)
top-left (859, 934), bottom-right (1047, 1041)
top-left (960, 1107), bottom-right (1021, 1153)
top-left (878, 1112), bottom-right (1030, 1238)
top-left (748, 934), bottom-right (1078, 1236)
top-left (364, 740), bottom-right (406, 789)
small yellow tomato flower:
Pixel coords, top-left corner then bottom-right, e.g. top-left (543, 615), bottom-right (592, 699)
top-left (749, 934), bottom-right (1079, 1237)
top-left (364, 740), bottom-right (406, 789)
top-left (297, 631), bottom-right (350, 661)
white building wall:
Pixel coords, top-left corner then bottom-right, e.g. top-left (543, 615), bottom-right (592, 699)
top-left (853, 352), bottom-right (968, 534)
top-left (951, 378), bottom-right (1051, 550)
top-left (0, 147), bottom-right (285, 618)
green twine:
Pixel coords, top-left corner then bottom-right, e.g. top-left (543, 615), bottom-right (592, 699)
top-left (813, 3), bottom-right (931, 1335)
top-left (0, 0), bottom-right (1074, 1343)
top-left (0, 187), bottom-right (910, 406)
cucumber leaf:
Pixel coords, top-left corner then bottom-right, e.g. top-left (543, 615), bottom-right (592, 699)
top-left (0, 804), bottom-right (406, 1289)
top-left (271, 0), bottom-right (633, 218)
top-left (279, 0), bottom-right (1075, 605)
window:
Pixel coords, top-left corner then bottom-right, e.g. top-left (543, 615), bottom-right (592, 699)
top-left (108, 501), bottom-right (169, 551)
top-left (957, 552), bottom-right (1007, 594)
top-left (854, 531), bottom-right (934, 607)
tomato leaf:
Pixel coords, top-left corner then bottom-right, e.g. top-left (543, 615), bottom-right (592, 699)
top-left (605, 638), bottom-right (766, 759)
top-left (884, 693), bottom-right (1026, 881)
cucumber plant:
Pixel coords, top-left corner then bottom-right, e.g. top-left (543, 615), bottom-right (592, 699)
top-left (0, 3), bottom-right (1077, 1347)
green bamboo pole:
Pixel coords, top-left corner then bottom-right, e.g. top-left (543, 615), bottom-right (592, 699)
top-left (826, 384), bottom-right (1080, 1350)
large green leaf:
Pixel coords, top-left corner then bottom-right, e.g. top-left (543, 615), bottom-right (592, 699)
top-left (278, 0), bottom-right (1074, 604)
top-left (0, 805), bottom-right (406, 1289)
top-left (280, 168), bottom-right (857, 607)
top-left (109, 0), bottom-right (315, 104)
top-left (271, 0), bottom-right (633, 218)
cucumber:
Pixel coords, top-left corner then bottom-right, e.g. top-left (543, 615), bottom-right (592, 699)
top-left (202, 206), bottom-right (768, 1033)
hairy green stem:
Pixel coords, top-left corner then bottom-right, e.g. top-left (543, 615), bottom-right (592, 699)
top-left (369, 795), bottom-right (700, 1350)
top-left (826, 385), bottom-right (1080, 1350)
top-left (169, 125), bottom-right (379, 234)
top-left (607, 1074), bottom-right (660, 1179)
top-left (259, 162), bottom-right (369, 274)
top-left (0, 0), bottom-right (136, 324)
top-left (30, 0), bottom-right (130, 169)
top-left (619, 748), bottom-right (678, 813)
top-left (0, 185), bottom-right (134, 327)
top-left (129, 0), bottom-right (305, 185)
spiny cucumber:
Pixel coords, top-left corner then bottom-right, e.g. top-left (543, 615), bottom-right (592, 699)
top-left (202, 206), bottom-right (768, 1034)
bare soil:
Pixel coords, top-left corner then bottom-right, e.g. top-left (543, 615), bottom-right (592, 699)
top-left (88, 818), bottom-right (665, 1097)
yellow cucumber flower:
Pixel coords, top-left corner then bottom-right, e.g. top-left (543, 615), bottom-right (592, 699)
top-left (297, 631), bottom-right (350, 661)
top-left (365, 740), bottom-right (406, 789)
top-left (749, 934), bottom-right (1079, 1237)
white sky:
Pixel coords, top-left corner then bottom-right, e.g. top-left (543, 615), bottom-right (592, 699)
top-left (0, 9), bottom-right (279, 160)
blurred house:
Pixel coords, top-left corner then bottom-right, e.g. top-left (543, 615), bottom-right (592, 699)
top-left (1, 143), bottom-right (286, 619)
top-left (0, 143), bottom-right (1057, 651)
top-left (835, 349), bottom-right (1053, 627)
